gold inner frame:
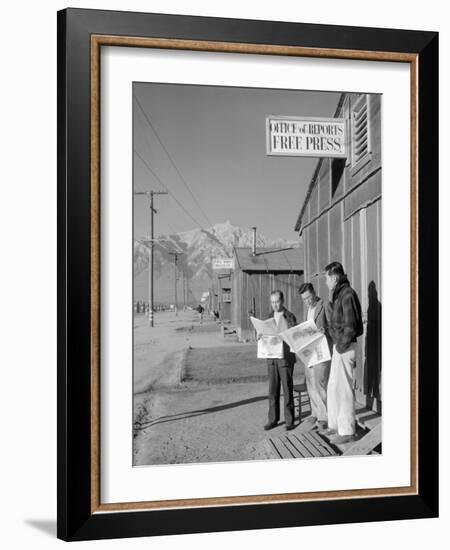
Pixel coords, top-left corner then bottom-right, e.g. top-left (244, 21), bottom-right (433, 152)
top-left (90, 35), bottom-right (419, 514)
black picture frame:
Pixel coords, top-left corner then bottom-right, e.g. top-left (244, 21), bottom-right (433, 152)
top-left (57, 8), bottom-right (438, 542)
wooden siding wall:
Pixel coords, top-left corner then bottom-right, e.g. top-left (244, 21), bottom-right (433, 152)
top-left (232, 272), bottom-right (304, 336)
top-left (300, 93), bottom-right (382, 412)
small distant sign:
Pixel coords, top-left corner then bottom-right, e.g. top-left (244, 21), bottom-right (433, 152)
top-left (266, 116), bottom-right (347, 158)
top-left (212, 258), bottom-right (234, 270)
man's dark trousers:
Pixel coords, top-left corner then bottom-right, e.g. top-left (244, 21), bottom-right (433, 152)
top-left (267, 359), bottom-right (295, 426)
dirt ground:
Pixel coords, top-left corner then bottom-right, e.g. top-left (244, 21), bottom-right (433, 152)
top-left (133, 310), bottom-right (227, 394)
top-left (133, 310), bottom-right (309, 466)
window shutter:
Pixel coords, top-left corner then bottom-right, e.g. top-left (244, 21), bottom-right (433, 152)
top-left (352, 95), bottom-right (370, 166)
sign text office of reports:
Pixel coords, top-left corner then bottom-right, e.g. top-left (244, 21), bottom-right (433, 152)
top-left (267, 116), bottom-right (347, 158)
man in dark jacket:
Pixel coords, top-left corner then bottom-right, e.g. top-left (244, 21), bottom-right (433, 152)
top-left (322, 262), bottom-right (363, 444)
top-left (263, 290), bottom-right (297, 431)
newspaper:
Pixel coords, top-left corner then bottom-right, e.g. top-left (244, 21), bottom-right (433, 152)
top-left (250, 316), bottom-right (331, 365)
top-left (294, 332), bottom-right (331, 367)
top-left (250, 316), bottom-right (283, 359)
top-left (257, 335), bottom-right (284, 359)
top-left (249, 316), bottom-right (277, 336)
top-left (281, 319), bottom-right (331, 368)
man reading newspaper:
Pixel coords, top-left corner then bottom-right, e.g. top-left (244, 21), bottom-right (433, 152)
top-left (298, 283), bottom-right (332, 430)
top-left (251, 290), bottom-right (297, 431)
top-left (322, 262), bottom-right (363, 444)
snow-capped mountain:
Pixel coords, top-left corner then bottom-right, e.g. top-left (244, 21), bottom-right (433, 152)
top-left (134, 220), bottom-right (300, 303)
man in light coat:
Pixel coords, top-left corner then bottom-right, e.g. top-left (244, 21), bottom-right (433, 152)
top-left (298, 282), bottom-right (332, 430)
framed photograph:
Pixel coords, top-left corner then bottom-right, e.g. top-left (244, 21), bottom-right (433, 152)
top-left (57, 8), bottom-right (438, 541)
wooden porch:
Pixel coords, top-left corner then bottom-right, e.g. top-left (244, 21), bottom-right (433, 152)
top-left (264, 379), bottom-right (381, 459)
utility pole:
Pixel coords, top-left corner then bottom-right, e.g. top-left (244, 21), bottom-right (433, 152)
top-left (182, 271), bottom-right (186, 310)
top-left (168, 251), bottom-right (183, 316)
top-left (134, 190), bottom-right (168, 327)
top-left (182, 271), bottom-right (189, 310)
top-left (184, 273), bottom-right (189, 309)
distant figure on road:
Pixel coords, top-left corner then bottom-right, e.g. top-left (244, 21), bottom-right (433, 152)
top-left (263, 290), bottom-right (297, 432)
top-left (298, 282), bottom-right (332, 431)
top-left (196, 304), bottom-right (204, 324)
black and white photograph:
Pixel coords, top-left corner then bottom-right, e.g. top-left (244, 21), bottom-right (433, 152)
top-left (132, 83), bottom-right (382, 466)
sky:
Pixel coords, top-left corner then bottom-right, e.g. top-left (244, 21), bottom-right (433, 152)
top-left (133, 83), bottom-right (341, 241)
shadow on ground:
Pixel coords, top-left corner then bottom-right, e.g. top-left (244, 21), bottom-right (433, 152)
top-left (139, 394), bottom-right (268, 429)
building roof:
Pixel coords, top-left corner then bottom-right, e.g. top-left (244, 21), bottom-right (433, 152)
top-left (294, 93), bottom-right (346, 233)
top-left (233, 247), bottom-right (303, 272)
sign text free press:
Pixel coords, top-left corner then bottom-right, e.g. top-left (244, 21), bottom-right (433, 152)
top-left (266, 116), bottom-right (347, 158)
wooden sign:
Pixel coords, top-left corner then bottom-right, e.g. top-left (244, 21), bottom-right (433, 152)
top-left (266, 115), bottom-right (347, 158)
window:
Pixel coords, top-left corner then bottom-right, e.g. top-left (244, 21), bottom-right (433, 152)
top-left (351, 94), bottom-right (371, 173)
top-left (331, 157), bottom-right (345, 198)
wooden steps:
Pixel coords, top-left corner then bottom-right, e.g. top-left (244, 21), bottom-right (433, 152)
top-left (265, 431), bottom-right (339, 459)
top-left (264, 402), bottom-right (382, 459)
top-left (355, 404), bottom-right (382, 431)
top-left (343, 422), bottom-right (382, 456)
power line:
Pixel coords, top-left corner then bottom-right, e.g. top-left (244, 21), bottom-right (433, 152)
top-left (134, 94), bottom-right (214, 228)
top-left (134, 107), bottom-right (231, 256)
top-left (134, 148), bottom-right (231, 258)
top-left (134, 149), bottom-right (205, 230)
top-left (134, 149), bottom-right (167, 191)
top-left (133, 122), bottom-right (206, 230)
top-left (156, 237), bottom-right (183, 255)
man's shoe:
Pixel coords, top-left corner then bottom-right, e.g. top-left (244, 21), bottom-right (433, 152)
top-left (315, 420), bottom-right (327, 430)
top-left (303, 415), bottom-right (317, 423)
top-left (285, 424), bottom-right (295, 431)
top-left (320, 428), bottom-right (337, 436)
top-left (264, 422), bottom-right (278, 431)
top-left (330, 434), bottom-right (355, 444)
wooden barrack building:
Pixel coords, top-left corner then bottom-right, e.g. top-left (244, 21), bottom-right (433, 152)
top-left (231, 247), bottom-right (304, 341)
top-left (295, 92), bottom-right (382, 413)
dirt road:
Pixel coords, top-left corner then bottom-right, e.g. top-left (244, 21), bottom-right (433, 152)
top-left (134, 309), bottom-right (230, 393)
top-left (133, 310), bottom-right (306, 465)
